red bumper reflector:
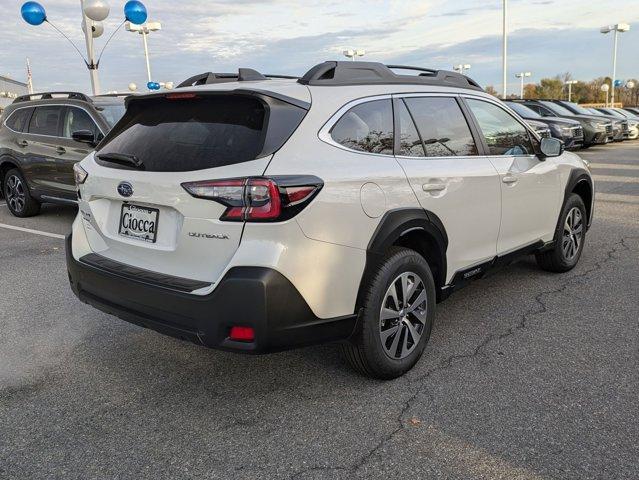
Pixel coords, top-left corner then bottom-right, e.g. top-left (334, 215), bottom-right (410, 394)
top-left (229, 326), bottom-right (255, 342)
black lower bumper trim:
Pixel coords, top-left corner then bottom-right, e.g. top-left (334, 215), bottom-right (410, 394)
top-left (80, 252), bottom-right (211, 293)
top-left (66, 235), bottom-right (357, 353)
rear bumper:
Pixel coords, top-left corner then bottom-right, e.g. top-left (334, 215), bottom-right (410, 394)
top-left (65, 234), bottom-right (357, 353)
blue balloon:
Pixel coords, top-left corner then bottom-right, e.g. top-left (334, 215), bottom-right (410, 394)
top-left (147, 82), bottom-right (160, 90)
top-left (614, 79), bottom-right (623, 87)
top-left (21, 1), bottom-right (46, 26)
top-left (124, 1), bottom-right (147, 25)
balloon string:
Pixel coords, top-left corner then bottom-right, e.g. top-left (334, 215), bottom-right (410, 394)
top-left (45, 19), bottom-right (89, 67)
top-left (96, 19), bottom-right (126, 67)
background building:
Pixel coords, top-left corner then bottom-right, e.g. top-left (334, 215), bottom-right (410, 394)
top-left (0, 76), bottom-right (28, 112)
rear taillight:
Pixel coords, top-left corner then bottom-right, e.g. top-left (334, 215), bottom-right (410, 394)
top-left (181, 176), bottom-right (322, 222)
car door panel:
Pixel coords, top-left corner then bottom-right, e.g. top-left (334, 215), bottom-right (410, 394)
top-left (463, 97), bottom-right (561, 254)
top-left (393, 95), bottom-right (502, 282)
top-left (23, 105), bottom-right (64, 196)
top-left (56, 106), bottom-right (101, 199)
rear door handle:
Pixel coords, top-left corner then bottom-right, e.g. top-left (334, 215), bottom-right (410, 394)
top-left (56, 146), bottom-right (66, 154)
top-left (502, 175), bottom-right (518, 184)
top-left (18, 140), bottom-right (28, 147)
top-left (422, 183), bottom-right (447, 193)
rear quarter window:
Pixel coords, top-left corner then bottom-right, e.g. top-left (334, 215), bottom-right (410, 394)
top-left (96, 94), bottom-right (306, 172)
top-left (330, 99), bottom-right (394, 155)
top-left (4, 108), bottom-right (33, 132)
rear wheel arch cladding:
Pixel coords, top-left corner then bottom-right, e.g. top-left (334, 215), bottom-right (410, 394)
top-left (0, 159), bottom-right (20, 191)
top-left (356, 209), bottom-right (448, 309)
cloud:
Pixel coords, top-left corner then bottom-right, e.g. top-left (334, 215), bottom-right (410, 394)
top-left (1, 0), bottom-right (637, 95)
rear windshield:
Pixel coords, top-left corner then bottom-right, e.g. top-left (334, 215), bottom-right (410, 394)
top-left (96, 94), bottom-right (306, 172)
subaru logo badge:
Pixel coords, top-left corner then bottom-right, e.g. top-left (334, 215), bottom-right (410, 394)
top-left (117, 182), bottom-right (133, 197)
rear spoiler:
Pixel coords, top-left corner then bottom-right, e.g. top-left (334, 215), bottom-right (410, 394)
top-left (124, 88), bottom-right (310, 111)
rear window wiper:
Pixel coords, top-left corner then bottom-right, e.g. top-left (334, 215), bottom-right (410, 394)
top-left (96, 152), bottom-right (145, 170)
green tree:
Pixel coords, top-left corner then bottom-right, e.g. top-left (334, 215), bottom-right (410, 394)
top-left (534, 77), bottom-right (564, 99)
top-left (485, 85), bottom-right (499, 97)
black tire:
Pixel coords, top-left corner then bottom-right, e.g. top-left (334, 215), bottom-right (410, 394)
top-left (535, 193), bottom-right (587, 273)
top-left (3, 168), bottom-right (40, 217)
top-left (342, 247), bottom-right (436, 379)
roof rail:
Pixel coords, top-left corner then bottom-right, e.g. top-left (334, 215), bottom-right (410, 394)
top-left (177, 69), bottom-right (299, 88)
top-left (13, 91), bottom-right (91, 103)
top-left (297, 61), bottom-right (483, 90)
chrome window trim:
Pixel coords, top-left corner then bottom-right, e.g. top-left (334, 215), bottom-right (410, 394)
top-left (2, 103), bottom-right (105, 138)
top-left (318, 94), bottom-right (396, 158)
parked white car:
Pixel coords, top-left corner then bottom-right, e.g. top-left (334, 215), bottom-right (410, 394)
top-left (66, 62), bottom-right (594, 378)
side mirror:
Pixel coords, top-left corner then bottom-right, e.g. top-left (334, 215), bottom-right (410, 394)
top-left (539, 137), bottom-right (564, 158)
top-left (72, 130), bottom-right (96, 146)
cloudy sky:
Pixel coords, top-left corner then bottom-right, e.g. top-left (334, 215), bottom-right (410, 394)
top-left (1, 0), bottom-right (638, 95)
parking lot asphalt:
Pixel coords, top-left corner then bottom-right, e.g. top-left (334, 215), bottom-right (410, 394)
top-left (1, 142), bottom-right (638, 480)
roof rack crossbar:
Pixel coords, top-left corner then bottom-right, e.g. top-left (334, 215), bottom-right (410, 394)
top-left (386, 65), bottom-right (438, 76)
top-left (13, 91), bottom-right (91, 103)
top-left (297, 61), bottom-right (483, 91)
top-left (176, 69), bottom-right (299, 88)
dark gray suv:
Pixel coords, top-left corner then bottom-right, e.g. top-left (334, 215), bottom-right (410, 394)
top-left (0, 92), bottom-right (125, 217)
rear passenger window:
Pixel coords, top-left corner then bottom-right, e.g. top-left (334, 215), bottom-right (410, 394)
top-left (5, 108), bottom-right (33, 132)
top-left (330, 100), bottom-right (394, 155)
top-left (28, 106), bottom-right (62, 136)
top-left (466, 99), bottom-right (534, 156)
top-left (404, 97), bottom-right (478, 157)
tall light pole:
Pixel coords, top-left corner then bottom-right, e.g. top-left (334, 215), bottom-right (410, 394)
top-left (126, 21), bottom-right (161, 83)
top-left (515, 72), bottom-right (531, 99)
top-left (600, 23), bottom-right (630, 107)
top-left (565, 80), bottom-right (578, 102)
top-left (502, 0), bottom-right (508, 98)
top-left (79, 0), bottom-right (105, 95)
top-left (343, 49), bottom-right (365, 61)
top-left (453, 64), bottom-right (471, 75)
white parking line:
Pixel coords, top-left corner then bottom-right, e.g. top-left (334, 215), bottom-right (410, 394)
top-left (590, 163), bottom-right (639, 171)
top-left (596, 193), bottom-right (639, 205)
top-left (0, 223), bottom-right (65, 239)
top-left (592, 175), bottom-right (638, 183)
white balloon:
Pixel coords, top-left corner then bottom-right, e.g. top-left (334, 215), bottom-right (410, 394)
top-left (83, 0), bottom-right (110, 22)
top-left (600, 84), bottom-right (610, 92)
top-left (626, 81), bottom-right (635, 89)
top-left (128, 83), bottom-right (138, 92)
top-left (81, 20), bottom-right (104, 38)
top-left (92, 21), bottom-right (104, 38)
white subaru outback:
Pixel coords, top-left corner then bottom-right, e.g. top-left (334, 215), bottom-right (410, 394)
top-left (66, 62), bottom-right (594, 379)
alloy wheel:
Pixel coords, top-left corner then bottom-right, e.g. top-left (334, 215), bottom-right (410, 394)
top-left (562, 207), bottom-right (583, 261)
top-left (379, 271), bottom-right (428, 359)
top-left (6, 175), bottom-right (26, 213)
